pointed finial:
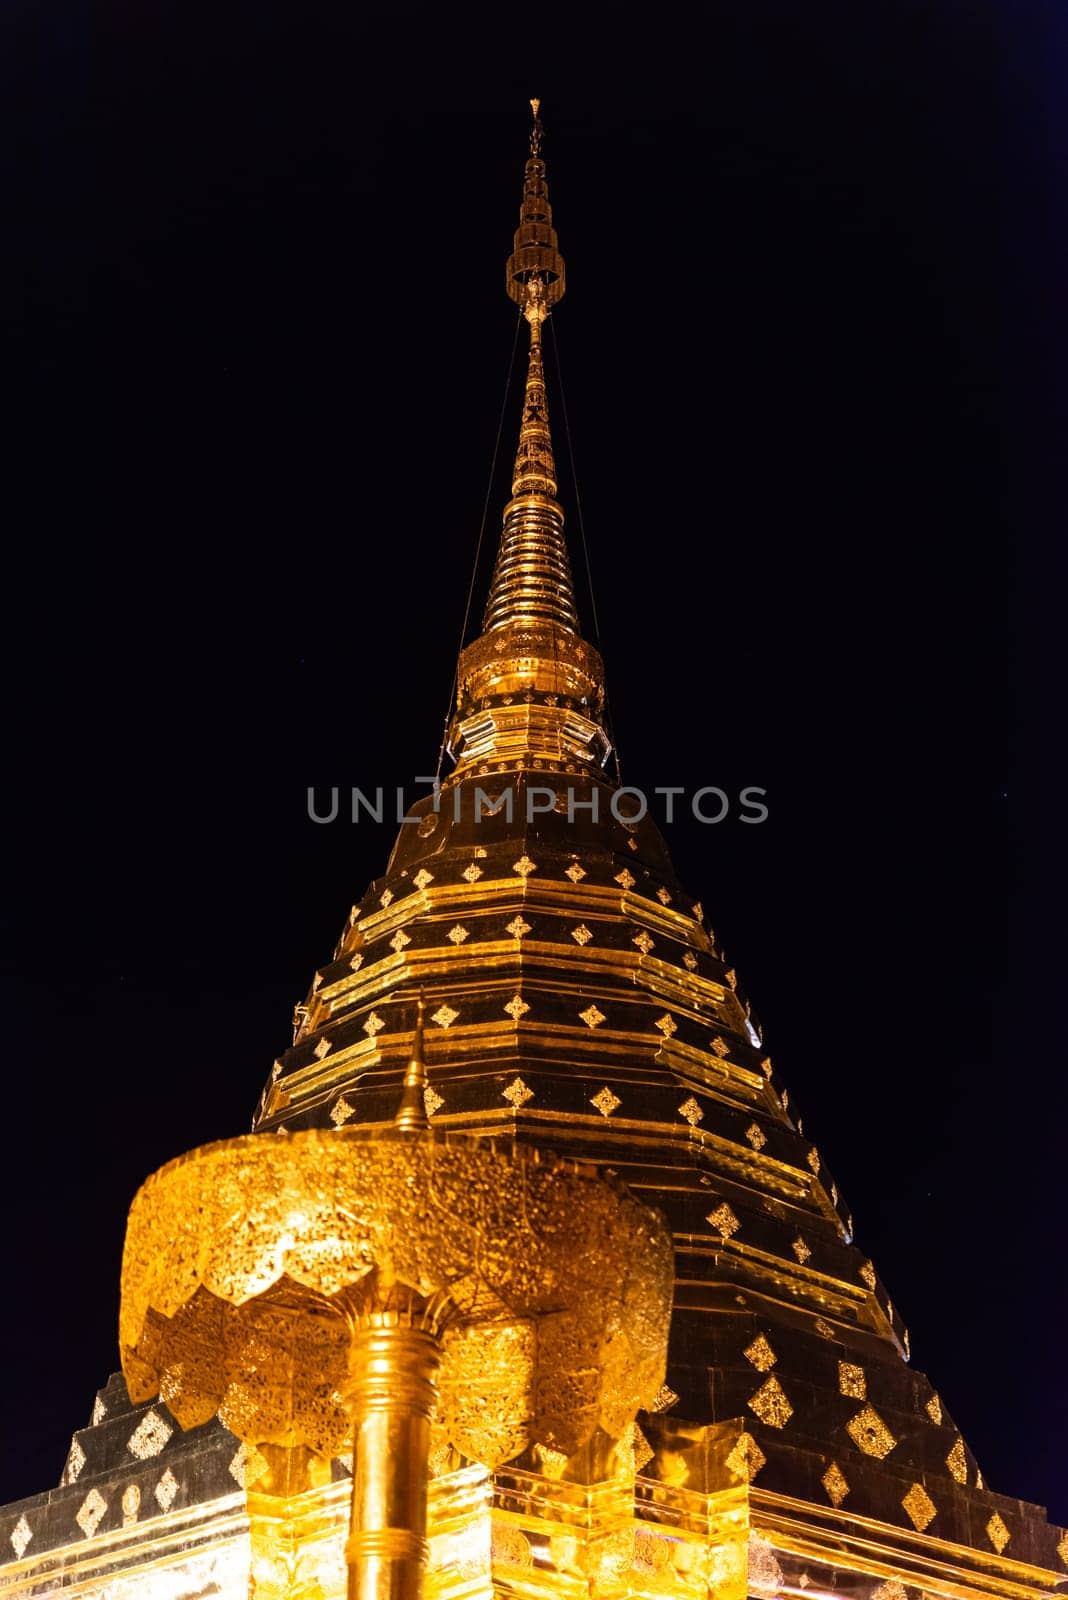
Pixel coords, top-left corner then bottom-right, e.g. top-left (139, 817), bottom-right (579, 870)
top-left (530, 98), bottom-right (542, 156)
top-left (392, 992), bottom-right (430, 1135)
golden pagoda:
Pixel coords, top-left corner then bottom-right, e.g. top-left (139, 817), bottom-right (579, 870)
top-left (1, 103), bottom-right (1065, 1600)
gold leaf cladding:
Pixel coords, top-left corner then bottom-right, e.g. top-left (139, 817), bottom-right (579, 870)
top-left (504, 994), bottom-right (530, 1021)
top-left (412, 868), bottom-right (433, 890)
top-left (10, 1517), bottom-right (31, 1559)
top-left (363, 1012), bottom-right (385, 1037)
top-left (726, 1431), bottom-right (766, 1482)
top-left (565, 862), bottom-right (586, 883)
top-left (847, 1405), bottom-right (897, 1459)
top-left (502, 1077), bottom-right (533, 1108)
top-left (986, 1512), bottom-right (1011, 1554)
top-left (462, 863), bottom-right (483, 883)
top-left (580, 1004), bottom-right (606, 1029)
top-left (837, 1362), bottom-right (866, 1400)
top-left (744, 1334), bottom-right (777, 1371)
top-left (650, 1383), bottom-right (679, 1413)
top-left (615, 868), bottom-right (636, 890)
top-left (821, 1461), bottom-right (850, 1507)
top-left (512, 854), bottom-right (537, 877)
top-left (946, 1437), bottom-right (967, 1483)
top-left (707, 1203), bottom-right (740, 1241)
top-left (571, 924), bottom-right (593, 945)
top-left (683, 951), bottom-right (698, 970)
top-left (491, 1524), bottom-right (533, 1570)
top-left (678, 1096), bottom-right (704, 1125)
top-left (925, 1393), bottom-right (942, 1424)
top-left (792, 1236), bottom-right (811, 1264)
top-left (506, 915), bottom-right (531, 938)
top-left (860, 1259), bottom-right (877, 1290)
top-left (424, 1086), bottom-right (444, 1117)
top-left (380, 889), bottom-right (394, 909)
top-left (76, 1488), bottom-right (107, 1539)
top-left (447, 924), bottom-right (469, 945)
top-left (590, 1087), bottom-right (620, 1117)
top-left (431, 1004), bottom-right (458, 1029)
top-left (747, 1375), bottom-right (793, 1428)
top-left (655, 1013), bottom-right (677, 1037)
top-left (632, 930), bottom-right (655, 955)
top-left (710, 1035), bottom-right (730, 1057)
top-left (389, 930), bottom-right (411, 954)
top-left (902, 1482), bottom-right (937, 1532)
top-left (746, 1122), bottom-right (767, 1151)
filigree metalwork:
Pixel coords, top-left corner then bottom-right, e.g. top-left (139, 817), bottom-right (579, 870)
top-left (654, 1013), bottom-right (677, 1037)
top-left (746, 1122), bottom-right (767, 1151)
top-left (614, 869), bottom-right (636, 890)
top-left (590, 1087), bottom-right (620, 1117)
top-left (925, 1393), bottom-right (943, 1424)
top-left (424, 1087), bottom-right (444, 1117)
top-left (708, 1203), bottom-right (740, 1240)
top-left (570, 924), bottom-right (593, 945)
top-left (412, 869), bottom-right (434, 890)
top-left (946, 1437), bottom-right (967, 1483)
top-left (902, 1482), bottom-right (937, 1532)
top-left (838, 1362), bottom-right (866, 1400)
top-left (710, 1036), bottom-right (730, 1057)
top-left (431, 1005), bottom-right (458, 1029)
top-left (363, 1013), bottom-right (385, 1038)
top-left (822, 1461), bottom-right (850, 1507)
top-left (512, 855), bottom-right (537, 877)
top-left (632, 931), bottom-right (654, 955)
top-left (792, 1236), bottom-right (811, 1264)
top-left (76, 1489), bottom-right (107, 1539)
top-left (127, 1411), bottom-right (172, 1459)
top-left (726, 1431), bottom-right (766, 1482)
top-left (744, 1334), bottom-right (777, 1371)
top-left (580, 1004), bottom-right (606, 1029)
top-left (447, 925), bottom-right (469, 945)
top-left (986, 1513), bottom-right (1010, 1554)
top-left (154, 1469), bottom-right (178, 1512)
top-left (502, 1077), bottom-right (533, 1107)
top-left (462, 864), bottom-right (483, 883)
top-left (389, 930), bottom-right (411, 954)
top-left (678, 1097), bottom-right (704, 1125)
top-left (847, 1405), bottom-right (897, 1459)
top-left (9, 1517), bottom-right (31, 1559)
top-left (565, 862), bottom-right (585, 883)
top-left (504, 994), bottom-right (530, 1021)
top-left (860, 1259), bottom-right (877, 1290)
top-left (380, 890), bottom-right (394, 909)
top-left (748, 1375), bottom-right (793, 1428)
top-left (650, 1383), bottom-right (679, 1412)
top-left (656, 887), bottom-right (672, 906)
top-left (683, 951), bottom-right (698, 970)
top-left (506, 916), bottom-right (531, 938)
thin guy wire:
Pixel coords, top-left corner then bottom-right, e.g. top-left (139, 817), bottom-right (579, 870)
top-left (435, 306), bottom-right (524, 782)
top-left (547, 314), bottom-right (623, 784)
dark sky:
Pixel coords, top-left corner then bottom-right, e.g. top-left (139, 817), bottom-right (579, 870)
top-left (3, 0), bottom-right (1065, 1529)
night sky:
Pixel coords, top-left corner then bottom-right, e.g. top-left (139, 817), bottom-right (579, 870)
top-left (3, 2), bottom-right (1065, 1529)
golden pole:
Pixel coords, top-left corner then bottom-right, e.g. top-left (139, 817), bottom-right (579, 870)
top-left (344, 1324), bottom-right (441, 1600)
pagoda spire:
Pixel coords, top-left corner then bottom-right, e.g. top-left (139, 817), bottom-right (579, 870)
top-left (447, 103), bottom-right (610, 774)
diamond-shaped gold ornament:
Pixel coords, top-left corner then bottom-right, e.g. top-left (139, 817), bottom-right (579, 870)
top-left (565, 862), bottom-right (586, 883)
top-left (746, 1122), bottom-right (767, 1151)
top-left (708, 1202), bottom-right (740, 1240)
top-left (792, 1236), bottom-right (811, 1264)
top-left (747, 1375), bottom-right (793, 1429)
top-left (424, 1086), bottom-right (444, 1117)
top-left (821, 1462), bottom-right (850, 1507)
top-left (462, 863), bottom-right (482, 883)
top-left (710, 1035), bottom-right (730, 1057)
top-left (614, 868), bottom-right (636, 890)
top-left (847, 1405), bottom-right (897, 1459)
top-left (946, 1437), bottom-right (967, 1483)
top-left (506, 916), bottom-right (531, 938)
top-left (744, 1334), bottom-right (777, 1371)
top-left (412, 868), bottom-right (433, 890)
top-left (512, 855), bottom-right (537, 877)
top-left (504, 994), bottom-right (530, 1021)
top-left (986, 1512), bottom-right (1010, 1554)
top-left (837, 1362), bottom-right (866, 1400)
top-left (590, 1086), bottom-right (620, 1116)
top-left (571, 924), bottom-right (593, 945)
top-left (725, 1431), bottom-right (766, 1482)
top-left (502, 1077), bottom-right (533, 1108)
top-left (902, 1482), bottom-right (937, 1532)
top-left (632, 930), bottom-right (654, 955)
top-left (678, 1096), bottom-right (703, 1125)
top-left (655, 1012), bottom-right (677, 1037)
top-left (580, 1004), bottom-right (606, 1029)
top-left (431, 1004), bottom-right (458, 1028)
top-left (447, 924), bottom-right (469, 944)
